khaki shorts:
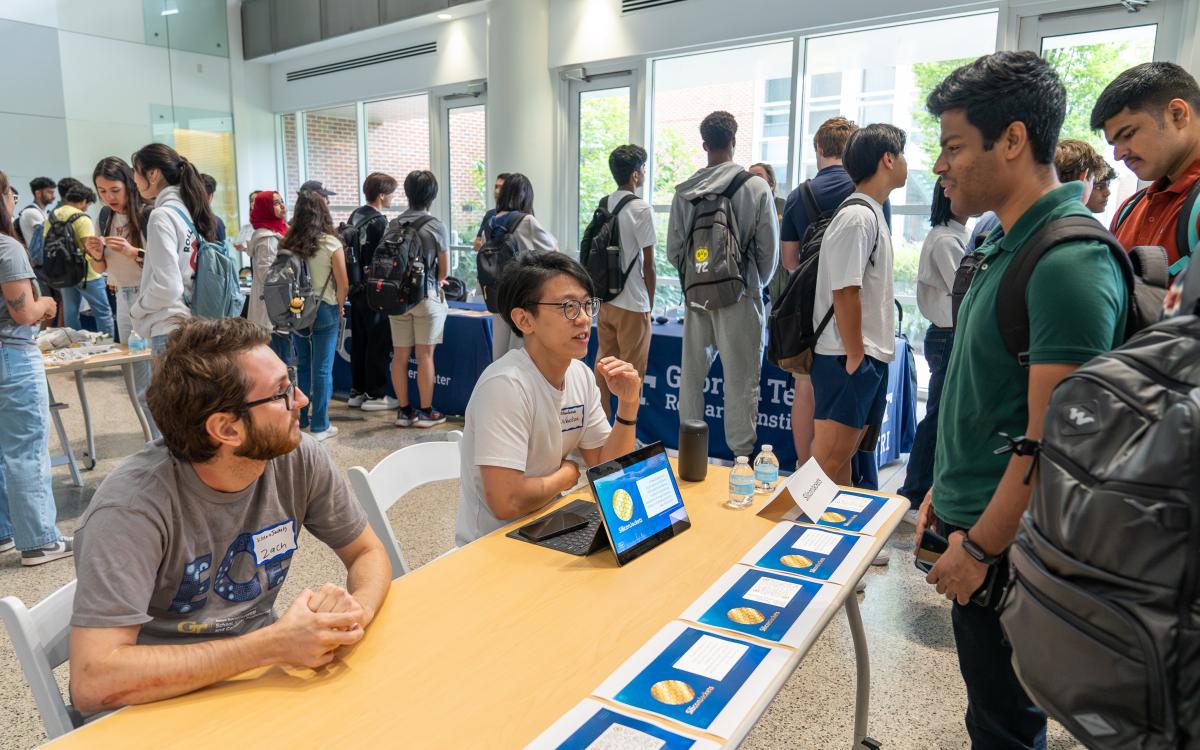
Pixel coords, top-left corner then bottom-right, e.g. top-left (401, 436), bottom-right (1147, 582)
top-left (389, 297), bottom-right (448, 347)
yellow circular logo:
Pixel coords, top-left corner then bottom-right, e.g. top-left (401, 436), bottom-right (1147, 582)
top-left (780, 554), bottom-right (814, 569)
top-left (821, 511), bottom-right (848, 524)
top-left (694, 247), bottom-right (710, 263)
top-left (612, 489), bottom-right (634, 522)
top-left (727, 606), bottom-right (766, 625)
top-left (650, 679), bottom-right (696, 705)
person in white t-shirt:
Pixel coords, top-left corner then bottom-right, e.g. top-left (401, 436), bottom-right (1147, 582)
top-left (16, 176), bottom-right (55, 246)
top-left (455, 253), bottom-right (643, 546)
top-left (810, 123), bottom-right (908, 486)
top-left (594, 144), bottom-right (657, 417)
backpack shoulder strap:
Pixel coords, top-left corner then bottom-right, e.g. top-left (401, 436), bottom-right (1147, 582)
top-left (837, 197), bottom-right (881, 266)
top-left (798, 181), bottom-right (822, 225)
top-left (996, 214), bottom-right (1133, 365)
top-left (506, 212), bottom-right (528, 233)
top-left (165, 204), bottom-right (198, 235)
top-left (611, 194), bottom-right (637, 216)
top-left (1173, 178), bottom-right (1200, 261)
top-left (1113, 187), bottom-right (1148, 232)
top-left (722, 170), bottom-right (755, 199)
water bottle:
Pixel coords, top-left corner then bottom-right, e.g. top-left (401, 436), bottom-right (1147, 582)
top-left (127, 331), bottom-right (148, 351)
top-left (754, 444), bottom-right (780, 493)
top-left (606, 245), bottom-right (622, 297)
top-left (727, 456), bottom-right (756, 509)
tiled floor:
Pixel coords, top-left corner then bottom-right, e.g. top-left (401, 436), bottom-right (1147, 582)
top-left (0, 367), bottom-right (1084, 749)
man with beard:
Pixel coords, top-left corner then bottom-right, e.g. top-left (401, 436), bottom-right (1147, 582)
top-left (68, 317), bottom-right (391, 714)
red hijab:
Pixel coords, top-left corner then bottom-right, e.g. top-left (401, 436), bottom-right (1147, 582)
top-left (250, 191), bottom-right (288, 236)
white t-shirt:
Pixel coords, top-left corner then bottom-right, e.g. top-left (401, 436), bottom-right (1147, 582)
top-left (103, 212), bottom-right (145, 289)
top-left (916, 220), bottom-right (968, 329)
top-left (455, 348), bottom-right (611, 546)
top-left (17, 205), bottom-right (44, 244)
top-left (604, 190), bottom-right (657, 313)
top-left (813, 192), bottom-right (895, 363)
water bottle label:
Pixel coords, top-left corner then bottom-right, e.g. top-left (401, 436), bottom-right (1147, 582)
top-left (731, 478), bottom-right (755, 493)
top-left (755, 467), bottom-right (779, 483)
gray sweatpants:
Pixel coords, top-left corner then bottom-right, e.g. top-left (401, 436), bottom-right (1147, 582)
top-left (679, 296), bottom-right (764, 458)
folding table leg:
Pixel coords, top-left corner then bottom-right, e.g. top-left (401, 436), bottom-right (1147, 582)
top-left (72, 371), bottom-right (96, 469)
top-left (845, 591), bottom-right (873, 748)
top-left (121, 363), bottom-right (152, 441)
top-left (45, 380), bottom-right (83, 487)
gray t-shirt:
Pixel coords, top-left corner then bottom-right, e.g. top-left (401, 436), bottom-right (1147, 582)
top-left (0, 234), bottom-right (38, 348)
top-left (71, 435), bottom-right (367, 644)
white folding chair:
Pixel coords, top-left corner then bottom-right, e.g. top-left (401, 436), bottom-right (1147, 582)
top-left (0, 580), bottom-right (79, 739)
top-left (348, 430), bottom-right (463, 578)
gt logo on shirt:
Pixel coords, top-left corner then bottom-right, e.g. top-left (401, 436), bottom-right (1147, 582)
top-left (168, 520), bottom-right (298, 614)
top-left (560, 404), bottom-right (584, 432)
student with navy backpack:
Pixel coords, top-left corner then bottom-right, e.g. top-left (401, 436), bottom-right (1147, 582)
top-left (15, 176), bottom-right (54, 248)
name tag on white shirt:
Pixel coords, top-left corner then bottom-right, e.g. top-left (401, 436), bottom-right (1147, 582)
top-left (252, 520), bottom-right (297, 566)
top-left (560, 404), bottom-right (585, 433)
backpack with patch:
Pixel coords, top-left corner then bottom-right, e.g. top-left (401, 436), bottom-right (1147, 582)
top-left (580, 194), bottom-right (638, 302)
top-left (40, 211), bottom-right (89, 289)
top-left (477, 212), bottom-right (528, 314)
top-left (767, 194), bottom-right (878, 375)
top-left (167, 206), bottom-right (245, 320)
top-left (1113, 178), bottom-right (1200, 278)
top-left (366, 215), bottom-right (434, 315)
top-left (338, 208), bottom-right (383, 295)
top-left (18, 205), bottom-right (47, 269)
top-left (997, 279), bottom-right (1200, 747)
top-left (262, 246), bottom-right (332, 335)
top-left (678, 171), bottom-right (754, 311)
top-left (950, 214), bottom-right (1160, 365)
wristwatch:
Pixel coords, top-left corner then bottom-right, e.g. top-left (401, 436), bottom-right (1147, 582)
top-left (961, 533), bottom-right (1002, 566)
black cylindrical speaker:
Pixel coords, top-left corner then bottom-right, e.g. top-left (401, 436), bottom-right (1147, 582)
top-left (678, 419), bottom-right (709, 482)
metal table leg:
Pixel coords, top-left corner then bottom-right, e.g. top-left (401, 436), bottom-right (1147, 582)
top-left (72, 371), bottom-right (96, 469)
top-left (45, 380), bottom-right (83, 487)
top-left (846, 591), bottom-right (872, 748)
top-left (121, 363), bottom-right (152, 442)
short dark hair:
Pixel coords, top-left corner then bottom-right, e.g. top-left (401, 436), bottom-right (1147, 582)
top-left (497, 173), bottom-right (535, 214)
top-left (201, 173), bottom-right (217, 196)
top-left (814, 117), bottom-right (858, 159)
top-left (29, 177), bottom-right (54, 193)
top-left (750, 162), bottom-right (777, 188)
top-left (926, 51), bottom-right (1066, 165)
top-left (363, 171), bottom-right (398, 203)
top-left (57, 177), bottom-right (83, 199)
top-left (403, 170), bottom-right (438, 211)
top-left (1090, 62), bottom-right (1200, 130)
top-left (63, 182), bottom-right (96, 204)
top-left (1095, 162), bottom-right (1117, 188)
top-left (496, 172), bottom-right (512, 183)
top-left (929, 180), bottom-right (954, 227)
top-left (700, 111), bottom-right (738, 151)
top-left (609, 144), bottom-right (647, 185)
top-left (843, 123), bottom-right (906, 183)
top-left (497, 253), bottom-right (594, 339)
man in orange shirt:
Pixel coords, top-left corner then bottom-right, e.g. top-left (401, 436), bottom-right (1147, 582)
top-left (1091, 62), bottom-right (1200, 273)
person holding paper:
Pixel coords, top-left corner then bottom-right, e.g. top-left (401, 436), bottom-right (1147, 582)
top-left (68, 317), bottom-right (392, 714)
top-left (454, 253), bottom-right (642, 546)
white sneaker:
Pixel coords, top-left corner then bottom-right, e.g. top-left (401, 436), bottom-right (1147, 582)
top-left (902, 508), bottom-right (920, 527)
top-left (361, 396), bottom-right (400, 412)
top-left (310, 426), bottom-right (339, 442)
top-left (21, 537), bottom-right (73, 567)
top-left (872, 547), bottom-right (891, 566)
top-left (0, 537), bottom-right (14, 553)
top-left (346, 392), bottom-right (367, 408)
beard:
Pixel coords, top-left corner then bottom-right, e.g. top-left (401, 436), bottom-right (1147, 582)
top-left (235, 412), bottom-right (300, 461)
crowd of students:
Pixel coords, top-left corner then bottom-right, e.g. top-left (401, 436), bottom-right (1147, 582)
top-left (1, 50), bottom-right (1198, 749)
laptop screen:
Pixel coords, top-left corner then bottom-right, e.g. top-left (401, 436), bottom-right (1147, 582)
top-left (588, 443), bottom-right (691, 565)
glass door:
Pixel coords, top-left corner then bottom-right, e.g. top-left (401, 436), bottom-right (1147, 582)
top-left (569, 77), bottom-right (633, 254)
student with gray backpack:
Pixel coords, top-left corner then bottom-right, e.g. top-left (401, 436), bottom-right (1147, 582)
top-left (666, 111), bottom-right (779, 459)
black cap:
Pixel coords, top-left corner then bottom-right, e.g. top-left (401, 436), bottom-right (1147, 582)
top-left (300, 180), bottom-right (335, 198)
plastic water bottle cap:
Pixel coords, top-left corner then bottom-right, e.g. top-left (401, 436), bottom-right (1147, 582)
top-left (736, 456), bottom-right (749, 464)
top-left (761, 445), bottom-right (772, 453)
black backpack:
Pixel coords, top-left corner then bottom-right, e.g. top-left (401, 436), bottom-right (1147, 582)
top-left (13, 204), bottom-right (36, 245)
top-left (950, 215), bottom-right (1164, 365)
top-left (262, 246), bottom-right (331, 336)
top-left (365, 215), bottom-right (434, 315)
top-left (477, 212), bottom-right (528, 313)
top-left (767, 193), bottom-right (878, 375)
top-left (678, 171), bottom-right (754, 311)
top-left (339, 208), bottom-right (384, 294)
top-left (40, 211), bottom-right (89, 289)
top-left (580, 194), bottom-right (638, 302)
top-left (998, 287), bottom-right (1200, 747)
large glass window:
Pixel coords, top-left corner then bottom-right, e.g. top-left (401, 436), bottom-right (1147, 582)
top-left (577, 87), bottom-right (631, 247)
top-left (303, 104), bottom-right (359, 223)
top-left (281, 112), bottom-right (302, 203)
top-left (365, 93), bottom-right (432, 218)
top-left (447, 103), bottom-right (487, 290)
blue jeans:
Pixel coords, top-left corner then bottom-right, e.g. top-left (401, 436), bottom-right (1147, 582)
top-left (61, 277), bottom-right (115, 337)
top-left (270, 332), bottom-right (293, 365)
top-left (899, 326), bottom-right (954, 508)
top-left (293, 303), bottom-right (339, 432)
top-left (114, 287), bottom-right (159, 439)
top-left (0, 345), bottom-right (61, 550)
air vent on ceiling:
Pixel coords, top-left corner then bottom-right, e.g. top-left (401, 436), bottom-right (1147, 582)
top-left (286, 41), bottom-right (437, 82)
top-left (622, 0), bottom-right (689, 13)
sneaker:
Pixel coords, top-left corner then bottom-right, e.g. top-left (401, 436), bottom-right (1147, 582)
top-left (855, 577), bottom-right (867, 593)
top-left (21, 537), bottom-right (73, 567)
top-left (395, 406), bottom-right (417, 427)
top-left (361, 396), bottom-right (400, 412)
top-left (902, 508), bottom-right (920, 527)
top-left (415, 408), bottom-right (446, 428)
top-left (310, 426), bottom-right (339, 442)
top-left (872, 547), bottom-right (892, 566)
top-left (346, 391), bottom-right (367, 408)
top-left (0, 537), bottom-right (14, 553)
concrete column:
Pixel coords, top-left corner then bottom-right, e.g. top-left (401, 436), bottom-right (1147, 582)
top-left (485, 0), bottom-right (557, 232)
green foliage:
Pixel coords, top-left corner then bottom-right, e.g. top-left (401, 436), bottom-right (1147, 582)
top-left (1044, 42), bottom-right (1135, 152)
top-left (911, 56), bottom-right (976, 172)
top-left (578, 95), bottom-right (632, 247)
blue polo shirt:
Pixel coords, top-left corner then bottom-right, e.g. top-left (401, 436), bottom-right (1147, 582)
top-left (781, 165), bottom-right (893, 243)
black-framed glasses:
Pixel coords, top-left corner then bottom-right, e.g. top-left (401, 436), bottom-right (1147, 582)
top-left (243, 369), bottom-right (297, 411)
top-left (535, 297), bottom-right (601, 321)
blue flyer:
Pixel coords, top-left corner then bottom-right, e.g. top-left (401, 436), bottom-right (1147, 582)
top-left (739, 523), bottom-right (874, 585)
top-left (593, 622), bottom-right (790, 739)
top-left (526, 699), bottom-right (721, 749)
top-left (815, 491), bottom-right (905, 536)
top-left (680, 565), bottom-right (839, 647)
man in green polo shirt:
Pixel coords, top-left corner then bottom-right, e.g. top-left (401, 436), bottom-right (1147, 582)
top-left (919, 51), bottom-right (1127, 750)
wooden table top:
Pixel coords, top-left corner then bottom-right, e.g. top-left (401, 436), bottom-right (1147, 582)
top-left (42, 345), bottom-right (152, 374)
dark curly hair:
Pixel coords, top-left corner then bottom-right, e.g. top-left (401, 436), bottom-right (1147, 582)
top-left (700, 111), bottom-right (738, 150)
top-left (281, 189), bottom-right (340, 259)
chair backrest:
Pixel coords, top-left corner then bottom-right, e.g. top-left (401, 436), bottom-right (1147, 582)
top-left (0, 579), bottom-right (79, 739)
top-left (347, 430), bottom-right (462, 579)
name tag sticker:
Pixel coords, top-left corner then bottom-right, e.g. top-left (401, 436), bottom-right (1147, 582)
top-left (252, 520), bottom-right (297, 566)
top-left (561, 404), bottom-right (585, 433)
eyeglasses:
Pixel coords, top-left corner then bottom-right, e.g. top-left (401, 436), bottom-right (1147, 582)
top-left (243, 369), bottom-right (297, 411)
top-left (535, 297), bottom-right (601, 321)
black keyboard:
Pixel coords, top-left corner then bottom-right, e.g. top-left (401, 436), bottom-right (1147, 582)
top-left (506, 500), bottom-right (605, 556)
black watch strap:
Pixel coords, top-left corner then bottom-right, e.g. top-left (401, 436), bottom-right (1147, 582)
top-left (962, 533), bottom-right (1002, 566)
top-left (614, 414), bottom-right (636, 427)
